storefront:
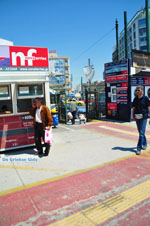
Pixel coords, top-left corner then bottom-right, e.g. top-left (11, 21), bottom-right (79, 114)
top-left (0, 45), bottom-right (50, 151)
top-left (104, 59), bottom-right (130, 121)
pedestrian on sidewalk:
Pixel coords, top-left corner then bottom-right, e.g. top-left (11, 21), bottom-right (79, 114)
top-left (132, 85), bottom-right (150, 155)
top-left (69, 98), bottom-right (78, 125)
top-left (30, 97), bottom-right (53, 156)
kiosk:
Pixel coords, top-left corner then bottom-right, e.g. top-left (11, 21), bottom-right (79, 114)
top-left (0, 45), bottom-right (50, 151)
top-left (104, 50), bottom-right (150, 122)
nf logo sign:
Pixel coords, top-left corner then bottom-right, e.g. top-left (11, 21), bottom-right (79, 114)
top-left (9, 46), bottom-right (49, 67)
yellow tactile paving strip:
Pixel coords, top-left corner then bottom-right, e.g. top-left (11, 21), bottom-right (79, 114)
top-left (49, 180), bottom-right (150, 226)
top-left (0, 164), bottom-right (67, 172)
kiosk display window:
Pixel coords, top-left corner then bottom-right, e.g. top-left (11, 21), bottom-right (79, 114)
top-left (18, 84), bottom-right (43, 96)
top-left (111, 86), bottom-right (117, 102)
top-left (17, 84), bottom-right (44, 113)
top-left (0, 85), bottom-right (12, 114)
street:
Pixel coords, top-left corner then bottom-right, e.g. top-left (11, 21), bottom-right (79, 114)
top-left (0, 120), bottom-right (150, 226)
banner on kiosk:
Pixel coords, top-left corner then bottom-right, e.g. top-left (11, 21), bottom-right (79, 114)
top-left (0, 46), bottom-right (49, 71)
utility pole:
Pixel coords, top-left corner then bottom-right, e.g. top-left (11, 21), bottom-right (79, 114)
top-left (81, 76), bottom-right (83, 99)
top-left (146, 0), bottom-right (150, 51)
top-left (116, 19), bottom-right (119, 61)
top-left (124, 11), bottom-right (128, 59)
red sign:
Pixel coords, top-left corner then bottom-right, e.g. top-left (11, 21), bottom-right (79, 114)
top-left (107, 103), bottom-right (117, 110)
top-left (105, 75), bottom-right (128, 82)
top-left (9, 46), bottom-right (49, 67)
top-left (121, 83), bottom-right (128, 87)
top-left (144, 77), bottom-right (150, 85)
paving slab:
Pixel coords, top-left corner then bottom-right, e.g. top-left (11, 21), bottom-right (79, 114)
top-left (0, 120), bottom-right (150, 225)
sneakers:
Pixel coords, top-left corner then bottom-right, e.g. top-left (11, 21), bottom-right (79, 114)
top-left (142, 145), bottom-right (147, 150)
top-left (136, 149), bottom-right (141, 155)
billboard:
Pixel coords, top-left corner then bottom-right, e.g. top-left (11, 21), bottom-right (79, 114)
top-left (49, 76), bottom-right (65, 86)
top-left (132, 49), bottom-right (150, 68)
top-left (0, 46), bottom-right (49, 71)
top-left (49, 59), bottom-right (66, 75)
top-left (104, 60), bottom-right (128, 76)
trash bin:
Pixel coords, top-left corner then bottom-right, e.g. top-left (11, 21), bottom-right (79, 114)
top-left (51, 104), bottom-right (59, 128)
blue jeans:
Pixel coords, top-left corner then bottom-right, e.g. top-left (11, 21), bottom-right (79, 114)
top-left (136, 118), bottom-right (147, 151)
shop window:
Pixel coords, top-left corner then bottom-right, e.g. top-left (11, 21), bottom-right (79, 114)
top-left (17, 84), bottom-right (44, 113)
top-left (0, 85), bottom-right (12, 114)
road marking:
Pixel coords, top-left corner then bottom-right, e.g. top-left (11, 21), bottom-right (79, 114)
top-left (49, 180), bottom-right (150, 226)
top-left (58, 125), bottom-right (74, 131)
top-left (0, 164), bottom-right (68, 172)
top-left (1, 148), bottom-right (149, 197)
top-left (99, 125), bottom-right (150, 138)
top-left (81, 123), bottom-right (138, 143)
top-left (0, 152), bottom-right (138, 197)
top-left (135, 150), bottom-right (150, 159)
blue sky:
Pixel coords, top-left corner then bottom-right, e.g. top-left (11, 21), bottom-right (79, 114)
top-left (0, 0), bottom-right (146, 89)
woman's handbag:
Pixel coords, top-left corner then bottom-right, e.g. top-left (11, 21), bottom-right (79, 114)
top-left (134, 114), bottom-right (143, 120)
top-left (45, 127), bottom-right (53, 144)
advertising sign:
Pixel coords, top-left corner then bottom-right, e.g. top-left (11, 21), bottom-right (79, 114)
top-left (104, 60), bottom-right (128, 76)
top-left (132, 49), bottom-right (150, 68)
top-left (49, 76), bottom-right (65, 86)
top-left (105, 75), bottom-right (128, 82)
top-left (0, 46), bottom-right (49, 71)
top-left (131, 77), bottom-right (150, 85)
top-left (49, 59), bottom-right (66, 75)
top-left (107, 103), bottom-right (117, 110)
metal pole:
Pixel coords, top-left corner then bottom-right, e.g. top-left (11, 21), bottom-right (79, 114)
top-left (85, 88), bottom-right (88, 122)
top-left (124, 11), bottom-right (128, 59)
top-left (81, 77), bottom-right (83, 99)
top-left (146, 0), bottom-right (150, 51)
top-left (116, 19), bottom-right (119, 61)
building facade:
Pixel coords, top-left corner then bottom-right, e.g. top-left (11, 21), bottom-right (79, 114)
top-left (113, 8), bottom-right (150, 61)
top-left (48, 51), bottom-right (72, 93)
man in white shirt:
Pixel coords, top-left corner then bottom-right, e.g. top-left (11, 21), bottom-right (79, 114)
top-left (30, 98), bottom-right (53, 156)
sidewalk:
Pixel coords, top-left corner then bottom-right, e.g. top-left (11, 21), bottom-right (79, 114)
top-left (0, 120), bottom-right (150, 225)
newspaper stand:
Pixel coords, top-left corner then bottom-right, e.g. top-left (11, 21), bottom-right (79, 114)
top-left (0, 45), bottom-right (50, 151)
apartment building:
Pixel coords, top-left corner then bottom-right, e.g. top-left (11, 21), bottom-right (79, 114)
top-left (48, 51), bottom-right (72, 93)
top-left (113, 8), bottom-right (150, 61)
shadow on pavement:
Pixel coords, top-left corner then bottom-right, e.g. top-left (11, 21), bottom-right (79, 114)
top-left (99, 118), bottom-right (130, 124)
top-left (1, 147), bottom-right (36, 156)
top-left (112, 146), bottom-right (137, 153)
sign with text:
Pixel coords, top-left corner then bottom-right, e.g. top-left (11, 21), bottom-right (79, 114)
top-left (132, 49), bottom-right (150, 68)
top-left (105, 75), bottom-right (128, 82)
top-left (104, 60), bottom-right (128, 76)
top-left (0, 46), bottom-right (49, 71)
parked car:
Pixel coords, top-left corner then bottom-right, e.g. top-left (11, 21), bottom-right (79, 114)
top-left (66, 99), bottom-right (85, 106)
